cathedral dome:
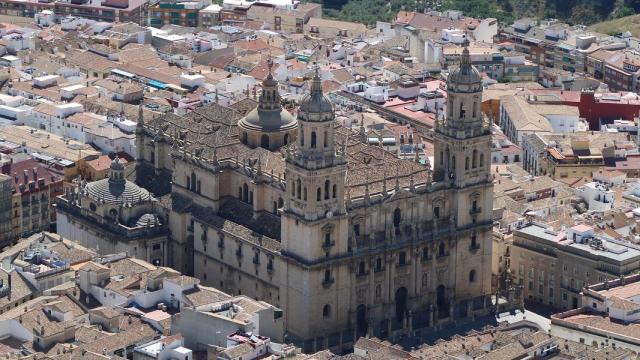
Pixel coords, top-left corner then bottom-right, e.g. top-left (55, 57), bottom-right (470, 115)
top-left (84, 157), bottom-right (151, 204)
top-left (238, 64), bottom-right (297, 132)
top-left (238, 107), bottom-right (297, 132)
top-left (447, 46), bottom-right (482, 93)
top-left (298, 70), bottom-right (333, 117)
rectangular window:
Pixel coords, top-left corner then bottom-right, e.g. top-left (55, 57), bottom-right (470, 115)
top-left (398, 252), bottom-right (406, 266)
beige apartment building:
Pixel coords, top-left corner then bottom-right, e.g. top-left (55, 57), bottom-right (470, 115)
top-left (512, 222), bottom-right (640, 312)
top-left (246, 3), bottom-right (321, 34)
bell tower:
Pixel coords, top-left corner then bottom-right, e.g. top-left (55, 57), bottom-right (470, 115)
top-left (282, 69), bottom-right (348, 259)
top-left (279, 69), bottom-right (350, 340)
top-left (431, 43), bottom-right (494, 320)
top-left (433, 44), bottom-right (491, 189)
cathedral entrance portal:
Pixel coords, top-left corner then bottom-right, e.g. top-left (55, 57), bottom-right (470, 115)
top-left (437, 285), bottom-right (449, 319)
top-left (356, 304), bottom-right (367, 337)
top-left (393, 287), bottom-right (408, 330)
top-left (395, 287), bottom-right (408, 320)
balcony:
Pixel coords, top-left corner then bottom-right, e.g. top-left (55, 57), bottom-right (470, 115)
top-left (355, 271), bottom-right (369, 282)
top-left (436, 253), bottom-right (449, 262)
top-left (322, 240), bottom-right (335, 250)
top-left (322, 277), bottom-right (334, 288)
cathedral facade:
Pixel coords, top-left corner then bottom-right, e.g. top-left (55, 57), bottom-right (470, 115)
top-left (133, 49), bottom-right (493, 352)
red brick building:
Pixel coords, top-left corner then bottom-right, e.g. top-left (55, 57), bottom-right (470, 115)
top-left (527, 89), bottom-right (640, 130)
top-left (1, 159), bottom-right (63, 239)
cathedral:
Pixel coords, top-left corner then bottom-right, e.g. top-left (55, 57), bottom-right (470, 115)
top-left (130, 47), bottom-right (493, 352)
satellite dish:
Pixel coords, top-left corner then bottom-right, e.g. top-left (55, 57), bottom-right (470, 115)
top-left (326, 211), bottom-right (333, 219)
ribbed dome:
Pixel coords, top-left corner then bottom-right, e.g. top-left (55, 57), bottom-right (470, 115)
top-left (85, 179), bottom-right (151, 204)
top-left (298, 70), bottom-right (333, 117)
top-left (448, 46), bottom-right (482, 93)
top-left (135, 213), bottom-right (162, 227)
top-left (299, 92), bottom-right (333, 115)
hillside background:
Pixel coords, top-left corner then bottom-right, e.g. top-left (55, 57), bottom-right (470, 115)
top-left (313, 0), bottom-right (640, 29)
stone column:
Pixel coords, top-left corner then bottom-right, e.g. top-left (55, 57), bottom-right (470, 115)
top-left (428, 304), bottom-right (434, 327)
top-left (449, 298), bottom-right (455, 320)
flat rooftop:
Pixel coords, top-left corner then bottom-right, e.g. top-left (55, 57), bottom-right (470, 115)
top-left (517, 223), bottom-right (640, 262)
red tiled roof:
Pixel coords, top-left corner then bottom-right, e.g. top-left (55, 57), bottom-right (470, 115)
top-left (0, 159), bottom-right (61, 195)
top-left (87, 155), bottom-right (128, 172)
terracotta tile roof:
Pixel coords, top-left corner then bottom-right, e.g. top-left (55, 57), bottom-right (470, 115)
top-left (1, 159), bottom-right (61, 195)
top-left (87, 155), bottom-right (128, 172)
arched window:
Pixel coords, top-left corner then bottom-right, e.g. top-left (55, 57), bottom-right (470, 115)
top-left (376, 257), bottom-right (382, 271)
top-left (311, 131), bottom-right (317, 148)
top-left (422, 247), bottom-right (429, 260)
top-left (291, 180), bottom-right (295, 196)
top-left (317, 187), bottom-right (322, 201)
top-left (459, 100), bottom-right (465, 118)
top-left (323, 304), bottom-right (331, 319)
top-left (242, 183), bottom-right (249, 202)
top-left (186, 175), bottom-right (190, 190)
top-left (261, 134), bottom-right (270, 149)
top-left (324, 180), bottom-right (330, 200)
top-left (332, 184), bottom-right (337, 198)
top-left (398, 251), bottom-right (407, 266)
top-left (241, 131), bottom-right (248, 144)
top-left (358, 261), bottom-right (365, 275)
top-left (296, 179), bottom-right (301, 200)
top-left (393, 208), bottom-right (401, 228)
top-left (472, 101), bottom-right (477, 118)
top-left (479, 153), bottom-right (484, 167)
top-left (300, 128), bottom-right (305, 147)
top-left (191, 172), bottom-right (197, 192)
top-left (284, 133), bottom-right (289, 145)
top-left (324, 130), bottom-right (328, 148)
top-left (472, 150), bottom-right (478, 168)
top-left (469, 270), bottom-right (476, 283)
top-left (465, 157), bottom-right (469, 170)
top-left (277, 198), bottom-right (283, 209)
top-left (438, 242), bottom-right (446, 257)
top-left (451, 156), bottom-right (456, 170)
top-left (324, 269), bottom-right (331, 282)
top-left (303, 187), bottom-right (307, 201)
